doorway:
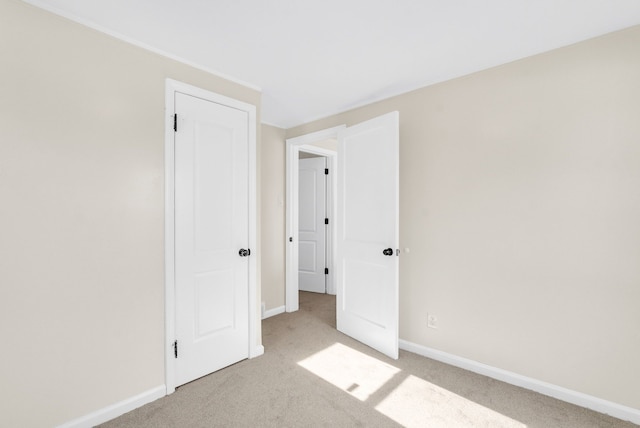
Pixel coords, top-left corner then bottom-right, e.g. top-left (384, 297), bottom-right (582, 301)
top-left (285, 113), bottom-right (400, 359)
top-left (286, 127), bottom-right (342, 312)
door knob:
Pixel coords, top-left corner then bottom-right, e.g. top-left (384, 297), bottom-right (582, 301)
top-left (383, 248), bottom-right (393, 256)
top-left (239, 248), bottom-right (250, 257)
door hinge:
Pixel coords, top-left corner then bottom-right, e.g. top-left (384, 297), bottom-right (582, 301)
top-left (325, 168), bottom-right (329, 175)
top-left (173, 340), bottom-right (178, 358)
top-left (173, 113), bottom-right (177, 132)
top-left (325, 218), bottom-right (329, 225)
top-left (325, 268), bottom-right (329, 275)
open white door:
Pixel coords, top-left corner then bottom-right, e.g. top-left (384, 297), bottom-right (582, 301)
top-left (336, 111), bottom-right (399, 359)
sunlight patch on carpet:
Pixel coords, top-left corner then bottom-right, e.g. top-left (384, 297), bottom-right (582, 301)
top-left (299, 343), bottom-right (527, 427)
top-left (297, 342), bottom-right (400, 401)
top-left (375, 374), bottom-right (527, 427)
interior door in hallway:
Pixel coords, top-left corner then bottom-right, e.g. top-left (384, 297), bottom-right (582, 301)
top-left (337, 111), bottom-right (399, 359)
top-left (298, 156), bottom-right (327, 293)
top-left (174, 91), bottom-right (250, 386)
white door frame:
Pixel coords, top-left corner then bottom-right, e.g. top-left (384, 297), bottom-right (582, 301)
top-left (164, 79), bottom-right (261, 394)
top-left (285, 126), bottom-right (343, 312)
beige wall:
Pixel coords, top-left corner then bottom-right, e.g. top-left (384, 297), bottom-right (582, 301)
top-left (284, 26), bottom-right (640, 410)
top-left (299, 151), bottom-right (322, 159)
top-left (309, 138), bottom-right (338, 152)
top-left (0, 1), bottom-right (260, 426)
top-left (260, 124), bottom-right (287, 310)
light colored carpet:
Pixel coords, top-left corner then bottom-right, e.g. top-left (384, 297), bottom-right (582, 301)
top-left (100, 291), bottom-right (636, 427)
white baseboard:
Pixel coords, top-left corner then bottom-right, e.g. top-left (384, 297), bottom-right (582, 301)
top-left (399, 340), bottom-right (640, 425)
top-left (56, 385), bottom-right (166, 428)
top-left (262, 305), bottom-right (285, 319)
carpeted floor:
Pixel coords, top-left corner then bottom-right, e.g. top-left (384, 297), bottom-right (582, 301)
top-left (100, 291), bottom-right (636, 427)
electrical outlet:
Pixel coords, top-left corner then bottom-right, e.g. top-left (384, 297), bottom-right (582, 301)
top-left (427, 314), bottom-right (438, 329)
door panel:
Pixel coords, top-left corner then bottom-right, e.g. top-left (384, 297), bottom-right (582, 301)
top-left (195, 270), bottom-right (234, 336)
top-left (174, 92), bottom-right (249, 386)
top-left (194, 123), bottom-right (233, 252)
top-left (337, 112), bottom-right (399, 359)
top-left (298, 157), bottom-right (327, 293)
top-left (298, 241), bottom-right (317, 272)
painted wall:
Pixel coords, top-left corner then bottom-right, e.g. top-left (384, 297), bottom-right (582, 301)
top-left (309, 138), bottom-right (338, 152)
top-left (260, 124), bottom-right (287, 311)
top-left (284, 26), bottom-right (640, 410)
top-left (0, 1), bottom-right (261, 426)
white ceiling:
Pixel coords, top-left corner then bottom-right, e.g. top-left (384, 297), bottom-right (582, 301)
top-left (25, 0), bottom-right (640, 129)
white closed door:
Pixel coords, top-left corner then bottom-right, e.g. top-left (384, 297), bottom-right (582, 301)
top-left (298, 157), bottom-right (327, 293)
top-left (174, 92), bottom-right (249, 386)
top-left (337, 111), bottom-right (399, 359)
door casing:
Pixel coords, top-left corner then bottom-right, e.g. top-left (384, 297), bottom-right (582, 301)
top-left (164, 79), bottom-right (262, 394)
